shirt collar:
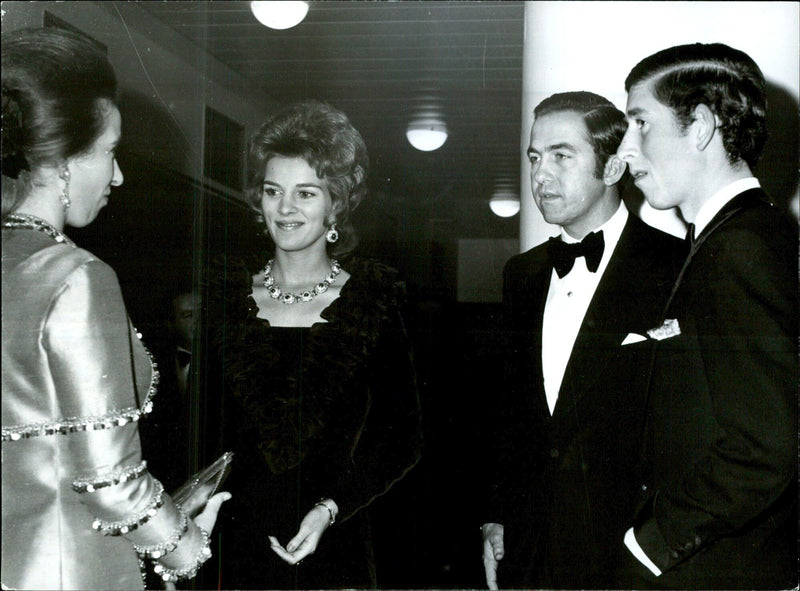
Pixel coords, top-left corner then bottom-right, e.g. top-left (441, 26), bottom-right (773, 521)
top-left (560, 200), bottom-right (628, 250)
top-left (693, 177), bottom-right (760, 235)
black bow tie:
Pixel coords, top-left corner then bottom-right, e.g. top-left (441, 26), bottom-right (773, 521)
top-left (548, 231), bottom-right (605, 278)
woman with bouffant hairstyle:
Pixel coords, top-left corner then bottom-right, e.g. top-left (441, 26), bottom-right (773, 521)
top-left (208, 100), bottom-right (422, 589)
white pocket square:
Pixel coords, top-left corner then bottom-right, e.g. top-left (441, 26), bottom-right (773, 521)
top-left (646, 318), bottom-right (681, 341)
top-left (621, 333), bottom-right (648, 346)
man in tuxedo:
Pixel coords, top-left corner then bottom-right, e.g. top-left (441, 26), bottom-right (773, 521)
top-left (169, 290), bottom-right (198, 399)
top-left (481, 91), bottom-right (683, 589)
top-left (617, 43), bottom-right (797, 589)
top-left (139, 287), bottom-right (198, 491)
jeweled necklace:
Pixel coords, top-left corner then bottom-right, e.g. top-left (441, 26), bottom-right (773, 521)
top-left (262, 258), bottom-right (341, 304)
top-left (2, 213), bottom-right (76, 248)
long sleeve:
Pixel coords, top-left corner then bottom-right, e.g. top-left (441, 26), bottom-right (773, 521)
top-left (41, 258), bottom-right (205, 573)
top-left (324, 303), bottom-right (423, 522)
top-left (635, 205), bottom-right (797, 575)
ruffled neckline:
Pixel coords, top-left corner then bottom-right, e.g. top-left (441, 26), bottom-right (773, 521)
top-left (209, 255), bottom-right (404, 474)
top-left (217, 255), bottom-right (403, 338)
top-left (247, 263), bottom-right (353, 330)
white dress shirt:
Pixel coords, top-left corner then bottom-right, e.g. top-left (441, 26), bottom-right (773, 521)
top-left (541, 201), bottom-right (629, 415)
top-left (693, 177), bottom-right (760, 235)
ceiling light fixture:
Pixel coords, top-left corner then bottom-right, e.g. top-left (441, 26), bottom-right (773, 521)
top-left (489, 178), bottom-right (520, 217)
top-left (406, 121), bottom-right (448, 152)
top-left (250, 1), bottom-right (309, 30)
top-left (406, 96), bottom-right (448, 152)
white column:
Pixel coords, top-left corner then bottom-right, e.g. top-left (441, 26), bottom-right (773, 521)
top-left (519, 1), bottom-right (559, 252)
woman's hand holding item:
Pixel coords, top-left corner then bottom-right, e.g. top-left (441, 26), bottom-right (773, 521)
top-left (194, 491), bottom-right (231, 535)
top-left (268, 498), bottom-right (338, 565)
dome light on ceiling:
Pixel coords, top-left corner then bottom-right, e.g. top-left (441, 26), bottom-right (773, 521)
top-left (250, 1), bottom-right (309, 30)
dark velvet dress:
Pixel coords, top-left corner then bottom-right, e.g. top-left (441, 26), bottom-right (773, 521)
top-left (208, 256), bottom-right (422, 589)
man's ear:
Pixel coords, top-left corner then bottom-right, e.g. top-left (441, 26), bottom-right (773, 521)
top-left (603, 155), bottom-right (626, 186)
top-left (693, 104), bottom-right (719, 151)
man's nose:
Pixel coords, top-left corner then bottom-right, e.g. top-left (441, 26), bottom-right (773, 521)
top-left (617, 128), bottom-right (638, 162)
top-left (532, 161), bottom-right (553, 185)
top-left (111, 158), bottom-right (124, 186)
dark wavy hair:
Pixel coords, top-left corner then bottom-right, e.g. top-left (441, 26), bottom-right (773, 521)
top-left (533, 91), bottom-right (629, 186)
top-left (625, 42), bottom-right (767, 169)
top-left (246, 100), bottom-right (369, 258)
top-left (1, 26), bottom-right (118, 217)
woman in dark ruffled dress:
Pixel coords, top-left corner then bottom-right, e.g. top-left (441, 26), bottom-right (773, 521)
top-left (208, 100), bottom-right (423, 589)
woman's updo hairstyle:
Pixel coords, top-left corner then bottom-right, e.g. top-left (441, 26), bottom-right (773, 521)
top-left (246, 100), bottom-right (369, 258)
top-left (2, 26), bottom-right (118, 216)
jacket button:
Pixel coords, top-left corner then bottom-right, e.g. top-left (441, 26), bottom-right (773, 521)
top-left (642, 484), bottom-right (648, 491)
top-left (550, 448), bottom-right (559, 458)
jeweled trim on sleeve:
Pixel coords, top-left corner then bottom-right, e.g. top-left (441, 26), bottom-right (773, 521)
top-left (2, 348), bottom-right (159, 443)
top-left (152, 527), bottom-right (212, 583)
top-left (136, 337), bottom-right (161, 415)
top-left (91, 480), bottom-right (165, 536)
top-left (72, 460), bottom-right (149, 493)
top-left (133, 511), bottom-right (189, 559)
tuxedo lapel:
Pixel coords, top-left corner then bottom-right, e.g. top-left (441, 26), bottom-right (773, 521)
top-left (695, 188), bottom-right (762, 245)
top-left (555, 217), bottom-right (648, 414)
top-left (508, 249), bottom-right (555, 417)
top-left (664, 188), bottom-right (763, 315)
top-left (528, 256), bottom-right (553, 414)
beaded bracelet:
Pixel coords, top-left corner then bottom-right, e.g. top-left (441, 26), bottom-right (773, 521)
top-left (91, 481), bottom-right (165, 536)
top-left (152, 527), bottom-right (212, 583)
top-left (314, 499), bottom-right (337, 526)
top-left (132, 511), bottom-right (189, 559)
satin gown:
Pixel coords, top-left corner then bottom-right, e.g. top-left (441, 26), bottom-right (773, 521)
top-left (2, 221), bottom-right (201, 590)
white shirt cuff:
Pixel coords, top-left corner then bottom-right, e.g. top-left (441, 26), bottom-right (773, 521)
top-left (624, 527), bottom-right (662, 576)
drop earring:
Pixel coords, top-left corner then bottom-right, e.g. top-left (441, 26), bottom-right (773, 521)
top-left (326, 223), bottom-right (339, 243)
top-left (59, 166), bottom-right (71, 213)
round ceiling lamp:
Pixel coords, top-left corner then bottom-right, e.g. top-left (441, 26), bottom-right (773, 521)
top-left (406, 96), bottom-right (448, 152)
top-left (406, 120), bottom-right (448, 152)
top-left (250, 1), bottom-right (309, 30)
top-left (489, 178), bottom-right (520, 217)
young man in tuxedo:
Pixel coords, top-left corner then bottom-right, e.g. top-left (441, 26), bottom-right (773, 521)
top-left (617, 43), bottom-right (797, 590)
top-left (481, 91), bottom-right (683, 589)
